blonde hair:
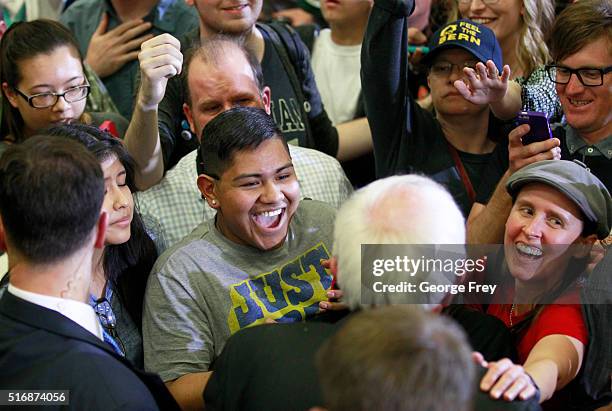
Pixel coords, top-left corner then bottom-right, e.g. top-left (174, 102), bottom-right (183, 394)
top-left (518, 0), bottom-right (555, 75)
top-left (450, 0), bottom-right (555, 76)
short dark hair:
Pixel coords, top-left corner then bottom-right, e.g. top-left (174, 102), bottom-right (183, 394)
top-left (550, 0), bottom-right (612, 62)
top-left (0, 136), bottom-right (103, 264)
top-left (316, 306), bottom-right (475, 411)
top-left (0, 19), bottom-right (83, 144)
top-left (197, 106), bottom-right (288, 177)
top-left (183, 35), bottom-right (264, 107)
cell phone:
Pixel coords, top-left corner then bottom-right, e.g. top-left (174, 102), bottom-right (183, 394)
top-left (516, 111), bottom-right (552, 145)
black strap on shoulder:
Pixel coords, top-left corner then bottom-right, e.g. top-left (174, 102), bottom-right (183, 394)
top-left (257, 22), bottom-right (312, 147)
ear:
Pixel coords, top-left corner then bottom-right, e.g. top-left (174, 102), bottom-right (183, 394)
top-left (261, 86), bottom-right (272, 115)
top-left (183, 102), bottom-right (196, 134)
top-left (2, 82), bottom-right (19, 108)
top-left (572, 234), bottom-right (598, 258)
top-left (197, 174), bottom-right (220, 209)
top-left (94, 211), bottom-right (109, 249)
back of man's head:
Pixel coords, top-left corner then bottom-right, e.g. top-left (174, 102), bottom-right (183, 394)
top-left (0, 136), bottom-right (104, 264)
top-left (550, 0), bottom-right (611, 62)
top-left (333, 175), bottom-right (465, 309)
top-left (316, 305), bottom-right (475, 411)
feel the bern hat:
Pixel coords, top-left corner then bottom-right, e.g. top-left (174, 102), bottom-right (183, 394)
top-left (506, 160), bottom-right (612, 240)
top-left (423, 19), bottom-right (503, 71)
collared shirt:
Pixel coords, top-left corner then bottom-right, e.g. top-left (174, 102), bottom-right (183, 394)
top-left (60, 0), bottom-right (198, 117)
top-left (7, 284), bottom-right (103, 341)
top-left (564, 125), bottom-right (612, 160)
top-left (136, 145), bottom-right (353, 251)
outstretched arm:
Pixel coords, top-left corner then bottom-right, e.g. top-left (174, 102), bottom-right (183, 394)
top-left (454, 61), bottom-right (522, 120)
top-left (361, 0), bottom-right (415, 175)
top-left (124, 34), bottom-right (183, 190)
top-left (467, 124), bottom-right (561, 244)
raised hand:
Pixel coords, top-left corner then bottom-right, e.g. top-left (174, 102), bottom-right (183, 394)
top-left (507, 124), bottom-right (561, 174)
top-left (85, 13), bottom-right (154, 78)
top-left (136, 34), bottom-right (183, 111)
top-left (480, 357), bottom-right (539, 401)
top-left (454, 60), bottom-right (511, 105)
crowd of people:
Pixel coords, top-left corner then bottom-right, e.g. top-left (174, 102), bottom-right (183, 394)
top-left (0, 0), bottom-right (610, 410)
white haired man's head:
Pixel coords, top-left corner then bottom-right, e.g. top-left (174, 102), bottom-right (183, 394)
top-left (333, 175), bottom-right (465, 310)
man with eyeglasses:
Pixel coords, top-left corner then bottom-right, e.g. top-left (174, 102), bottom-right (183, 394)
top-left (465, 0), bottom-right (611, 245)
top-left (361, 0), bottom-right (513, 217)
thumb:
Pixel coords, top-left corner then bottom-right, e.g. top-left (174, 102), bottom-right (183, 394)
top-left (453, 79), bottom-right (471, 99)
top-left (472, 351), bottom-right (487, 367)
top-left (95, 12), bottom-right (109, 35)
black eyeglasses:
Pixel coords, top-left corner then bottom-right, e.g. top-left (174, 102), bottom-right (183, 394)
top-left (14, 84), bottom-right (90, 109)
top-left (430, 60), bottom-right (479, 77)
top-left (545, 64), bottom-right (612, 87)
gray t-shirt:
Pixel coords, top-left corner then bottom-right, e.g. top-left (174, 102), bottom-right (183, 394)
top-left (143, 200), bottom-right (336, 381)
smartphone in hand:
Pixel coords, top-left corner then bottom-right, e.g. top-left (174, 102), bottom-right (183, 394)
top-left (516, 111), bottom-right (552, 145)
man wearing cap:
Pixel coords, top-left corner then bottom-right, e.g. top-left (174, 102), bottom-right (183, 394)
top-left (361, 0), bottom-right (513, 216)
top-left (478, 159), bottom-right (611, 407)
top-left (465, 0), bottom-right (611, 244)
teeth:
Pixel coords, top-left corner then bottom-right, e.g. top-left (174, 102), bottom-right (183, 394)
top-left (569, 99), bottom-right (590, 106)
top-left (253, 209), bottom-right (283, 229)
top-left (516, 243), bottom-right (542, 257)
top-left (471, 18), bottom-right (493, 24)
top-left (258, 209), bottom-right (282, 217)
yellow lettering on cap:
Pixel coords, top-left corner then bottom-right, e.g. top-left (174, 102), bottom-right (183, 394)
top-left (472, 37), bottom-right (481, 46)
top-left (440, 24), bottom-right (457, 37)
top-left (458, 33), bottom-right (470, 42)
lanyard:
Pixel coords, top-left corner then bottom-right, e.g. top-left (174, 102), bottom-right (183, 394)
top-left (446, 141), bottom-right (476, 204)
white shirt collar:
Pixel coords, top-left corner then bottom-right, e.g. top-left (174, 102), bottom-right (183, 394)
top-left (7, 284), bottom-right (103, 341)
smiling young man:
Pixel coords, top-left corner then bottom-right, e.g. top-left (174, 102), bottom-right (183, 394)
top-left (142, 106), bottom-right (336, 410)
top-left (465, 0), bottom-right (611, 244)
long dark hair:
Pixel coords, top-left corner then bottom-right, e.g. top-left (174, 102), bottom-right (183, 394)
top-left (0, 19), bottom-right (84, 144)
top-left (46, 123), bottom-right (157, 329)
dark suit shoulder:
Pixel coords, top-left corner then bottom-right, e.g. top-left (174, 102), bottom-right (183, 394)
top-left (0, 317), bottom-right (159, 410)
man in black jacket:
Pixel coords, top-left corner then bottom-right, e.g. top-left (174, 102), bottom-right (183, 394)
top-left (0, 137), bottom-right (178, 411)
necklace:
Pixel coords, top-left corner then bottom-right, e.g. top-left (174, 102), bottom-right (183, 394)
top-left (509, 303), bottom-right (516, 327)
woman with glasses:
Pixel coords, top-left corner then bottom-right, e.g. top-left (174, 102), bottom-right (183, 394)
top-left (46, 123), bottom-right (158, 368)
top-left (0, 19), bottom-right (127, 158)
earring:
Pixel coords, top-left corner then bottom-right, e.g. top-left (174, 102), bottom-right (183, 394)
top-left (211, 199), bottom-right (217, 206)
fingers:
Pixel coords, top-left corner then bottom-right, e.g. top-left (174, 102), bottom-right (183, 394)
top-left (94, 12), bottom-right (109, 35)
top-left (508, 124), bottom-right (531, 147)
top-left (480, 358), bottom-right (513, 390)
top-left (453, 79), bottom-right (472, 99)
top-left (499, 373), bottom-right (530, 400)
top-left (472, 351), bottom-right (487, 367)
top-left (140, 34), bottom-right (183, 75)
top-left (121, 33), bottom-right (155, 53)
top-left (108, 19), bottom-right (151, 38)
top-left (119, 20), bottom-right (153, 42)
top-left (480, 360), bottom-right (537, 402)
top-left (500, 64), bottom-right (511, 83)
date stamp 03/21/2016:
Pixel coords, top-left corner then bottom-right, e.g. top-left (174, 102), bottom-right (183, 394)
top-left (0, 390), bottom-right (69, 406)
